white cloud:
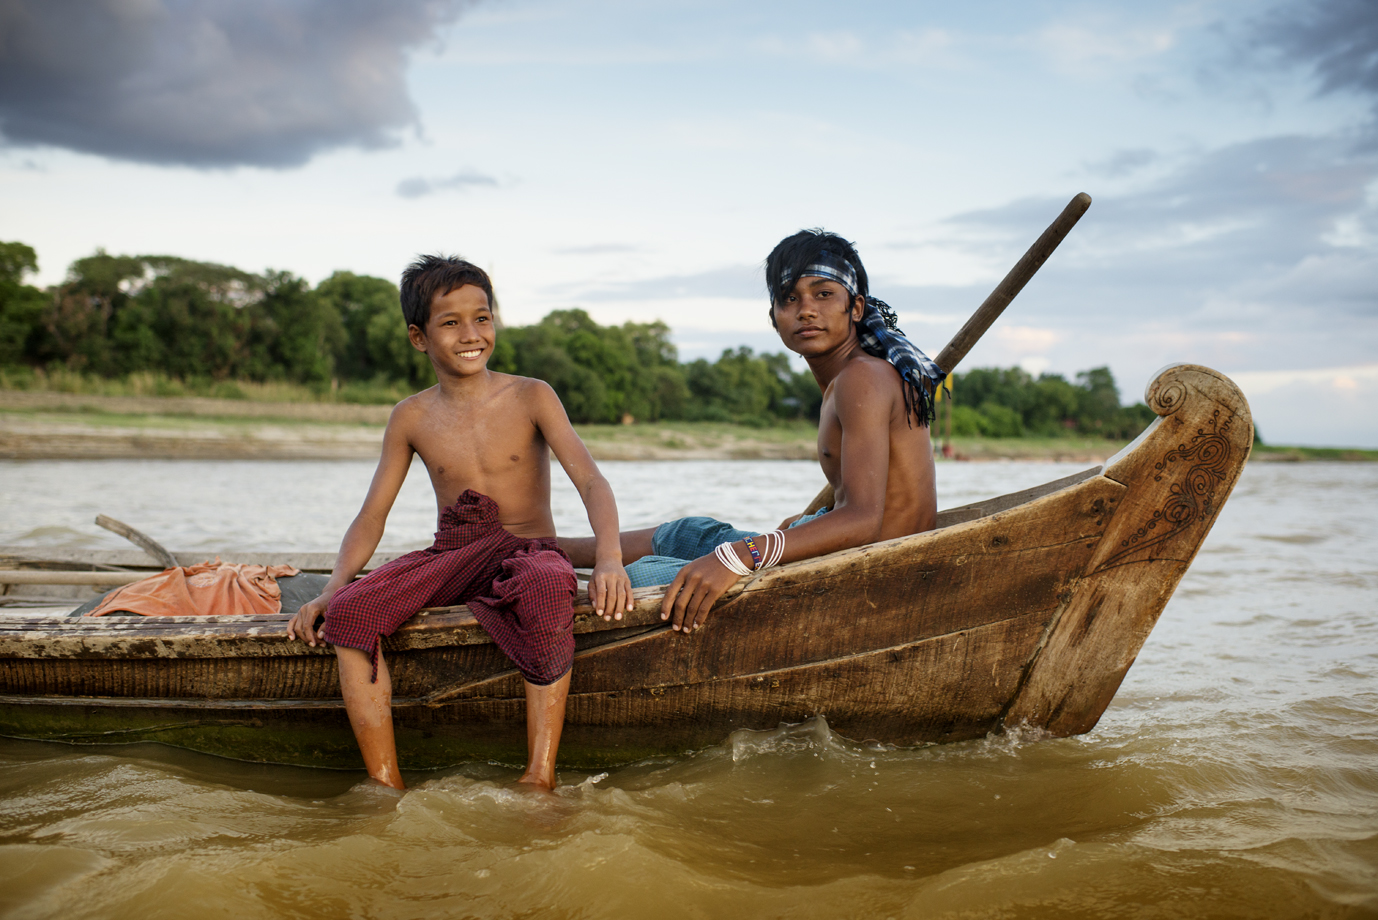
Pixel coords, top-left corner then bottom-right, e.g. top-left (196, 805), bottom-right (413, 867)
top-left (1034, 23), bottom-right (1177, 74)
top-left (1226, 363), bottom-right (1378, 395)
top-left (996, 325), bottom-right (1062, 353)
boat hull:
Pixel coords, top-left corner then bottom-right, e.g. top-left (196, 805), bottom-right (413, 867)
top-left (0, 364), bottom-right (1253, 770)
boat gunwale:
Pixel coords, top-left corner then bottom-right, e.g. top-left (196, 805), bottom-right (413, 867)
top-left (0, 465), bottom-right (1111, 651)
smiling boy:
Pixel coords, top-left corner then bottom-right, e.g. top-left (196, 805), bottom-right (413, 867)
top-left (287, 255), bottom-right (632, 791)
top-left (562, 229), bottom-right (944, 631)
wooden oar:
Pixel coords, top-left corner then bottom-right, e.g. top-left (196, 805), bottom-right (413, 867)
top-left (801, 191), bottom-right (1092, 515)
top-left (95, 514), bottom-right (178, 569)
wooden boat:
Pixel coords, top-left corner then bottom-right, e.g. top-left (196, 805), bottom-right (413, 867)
top-left (0, 364), bottom-right (1252, 770)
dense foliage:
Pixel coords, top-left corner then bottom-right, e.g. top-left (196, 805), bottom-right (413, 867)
top-left (946, 366), bottom-right (1157, 440)
top-left (0, 244), bottom-right (1152, 437)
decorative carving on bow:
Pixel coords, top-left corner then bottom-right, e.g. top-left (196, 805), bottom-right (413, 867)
top-left (1094, 409), bottom-right (1234, 572)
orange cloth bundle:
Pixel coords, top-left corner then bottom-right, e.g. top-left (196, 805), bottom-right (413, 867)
top-left (86, 558), bottom-right (301, 617)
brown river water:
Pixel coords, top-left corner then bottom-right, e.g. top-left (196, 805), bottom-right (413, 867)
top-left (1, 459), bottom-right (1376, 918)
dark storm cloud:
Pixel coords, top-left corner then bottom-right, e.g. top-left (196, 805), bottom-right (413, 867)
top-left (0, 0), bottom-right (470, 168)
top-left (948, 135), bottom-right (1375, 281)
top-left (1253, 0), bottom-right (1378, 102)
top-left (396, 170), bottom-right (500, 198)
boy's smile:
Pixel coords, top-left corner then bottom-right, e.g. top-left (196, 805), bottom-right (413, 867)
top-left (409, 283), bottom-right (495, 376)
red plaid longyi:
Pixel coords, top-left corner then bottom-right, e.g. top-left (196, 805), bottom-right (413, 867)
top-left (322, 490), bottom-right (577, 684)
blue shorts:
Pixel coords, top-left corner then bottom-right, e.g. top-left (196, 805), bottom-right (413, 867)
top-left (624, 507), bottom-right (830, 588)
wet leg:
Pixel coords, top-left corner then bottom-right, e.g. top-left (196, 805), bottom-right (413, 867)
top-left (337, 646), bottom-right (405, 790)
top-left (517, 670), bottom-right (572, 791)
top-left (558, 527), bottom-right (658, 568)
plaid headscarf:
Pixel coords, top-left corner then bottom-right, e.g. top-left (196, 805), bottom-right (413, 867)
top-left (783, 252), bottom-right (946, 426)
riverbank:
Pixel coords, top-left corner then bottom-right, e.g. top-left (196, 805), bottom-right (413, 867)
top-left (1, 390), bottom-right (1372, 462)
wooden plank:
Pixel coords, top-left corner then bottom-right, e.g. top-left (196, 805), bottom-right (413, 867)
top-left (935, 466), bottom-right (1101, 528)
top-left (0, 571), bottom-right (150, 586)
top-left (406, 609), bottom-right (1051, 749)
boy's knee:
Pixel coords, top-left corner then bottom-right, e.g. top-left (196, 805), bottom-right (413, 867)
top-left (497, 551), bottom-right (577, 602)
top-left (521, 637), bottom-right (575, 686)
top-left (515, 600), bottom-right (575, 685)
top-left (524, 663), bottom-right (573, 687)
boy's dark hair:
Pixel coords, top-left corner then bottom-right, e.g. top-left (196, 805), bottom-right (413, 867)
top-left (764, 229), bottom-right (869, 328)
top-left (400, 254), bottom-right (494, 329)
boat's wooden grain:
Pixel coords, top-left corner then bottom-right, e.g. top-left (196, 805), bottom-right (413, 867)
top-left (0, 364), bottom-right (1251, 770)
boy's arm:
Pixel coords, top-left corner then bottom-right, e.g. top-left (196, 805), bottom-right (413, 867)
top-left (662, 362), bottom-right (893, 631)
top-left (528, 381), bottom-right (634, 621)
top-left (286, 404), bottom-right (417, 645)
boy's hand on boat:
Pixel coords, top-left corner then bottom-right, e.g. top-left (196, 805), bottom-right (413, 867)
top-left (287, 594), bottom-right (329, 646)
top-left (661, 554), bottom-right (740, 633)
top-left (778, 513), bottom-right (803, 529)
top-left (590, 560), bottom-right (634, 622)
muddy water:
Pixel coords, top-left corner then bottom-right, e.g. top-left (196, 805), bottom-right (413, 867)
top-left (1, 460), bottom-right (1376, 918)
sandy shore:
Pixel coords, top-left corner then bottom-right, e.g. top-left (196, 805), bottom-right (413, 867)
top-left (0, 391), bottom-right (835, 461)
top-left (0, 389), bottom-right (393, 423)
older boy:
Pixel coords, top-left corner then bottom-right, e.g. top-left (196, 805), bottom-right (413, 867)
top-left (288, 255), bottom-right (632, 791)
top-left (563, 229), bottom-right (944, 632)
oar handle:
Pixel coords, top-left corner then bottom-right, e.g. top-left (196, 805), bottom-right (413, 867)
top-left (934, 192), bottom-right (1091, 375)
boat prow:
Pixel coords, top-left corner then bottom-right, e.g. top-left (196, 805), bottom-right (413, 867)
top-left (0, 364), bottom-right (1253, 768)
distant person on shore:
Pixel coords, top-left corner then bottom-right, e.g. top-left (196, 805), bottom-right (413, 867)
top-left (562, 230), bottom-right (943, 631)
top-left (287, 255), bottom-right (633, 791)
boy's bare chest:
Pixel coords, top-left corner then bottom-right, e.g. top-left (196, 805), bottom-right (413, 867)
top-left (411, 404), bottom-right (544, 479)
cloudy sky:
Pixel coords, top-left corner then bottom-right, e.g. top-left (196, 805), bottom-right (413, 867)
top-left (1, 0), bottom-right (1375, 446)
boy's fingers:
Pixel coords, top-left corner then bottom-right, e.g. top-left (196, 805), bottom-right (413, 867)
top-left (673, 580), bottom-right (703, 631)
top-left (667, 581), bottom-right (689, 630)
top-left (689, 592), bottom-right (711, 628)
top-left (693, 594), bottom-right (715, 630)
top-left (661, 576), bottom-right (684, 624)
top-left (692, 590), bottom-right (713, 630)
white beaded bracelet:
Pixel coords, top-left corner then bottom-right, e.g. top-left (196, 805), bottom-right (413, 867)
top-left (762, 530), bottom-right (785, 568)
top-left (714, 540), bottom-right (753, 576)
top-left (715, 530), bottom-right (786, 578)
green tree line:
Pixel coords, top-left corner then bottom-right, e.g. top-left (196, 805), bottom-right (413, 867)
top-left (0, 245), bottom-right (820, 425)
top-left (946, 366), bottom-right (1157, 440)
top-left (0, 243), bottom-right (1153, 437)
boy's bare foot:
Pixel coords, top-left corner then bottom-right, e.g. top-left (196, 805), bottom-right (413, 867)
top-left (514, 772), bottom-right (557, 793)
